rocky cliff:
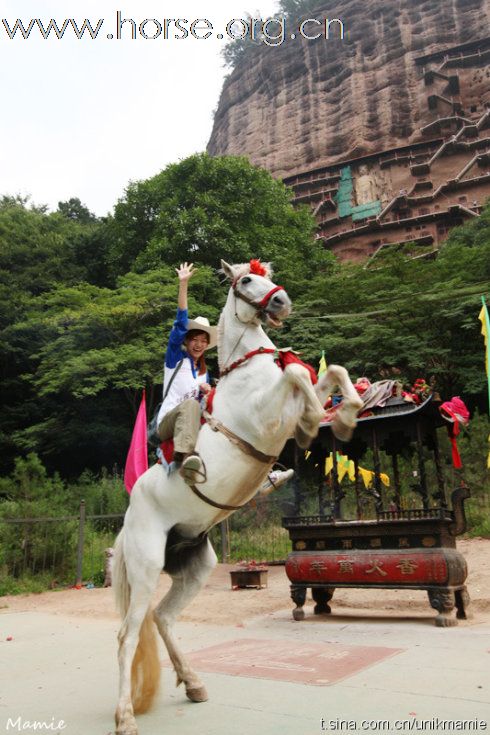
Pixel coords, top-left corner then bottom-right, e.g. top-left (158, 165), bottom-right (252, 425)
top-left (207, 0), bottom-right (490, 178)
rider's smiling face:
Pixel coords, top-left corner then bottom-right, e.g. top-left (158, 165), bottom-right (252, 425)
top-left (184, 331), bottom-right (209, 361)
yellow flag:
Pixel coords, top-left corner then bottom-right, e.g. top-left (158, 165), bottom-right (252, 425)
top-left (325, 454), bottom-right (334, 475)
top-left (318, 350), bottom-right (328, 377)
top-left (359, 468), bottom-right (373, 488)
top-left (323, 452), bottom-right (390, 487)
top-left (344, 455), bottom-right (356, 482)
top-left (479, 298), bottom-right (490, 391)
top-left (337, 462), bottom-right (348, 482)
top-left (478, 297), bottom-right (490, 467)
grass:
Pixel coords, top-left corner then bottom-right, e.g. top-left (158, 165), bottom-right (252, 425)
top-left (0, 571), bottom-right (67, 596)
top-left (221, 523), bottom-right (291, 563)
top-left (81, 525), bottom-right (120, 585)
top-left (465, 496), bottom-right (490, 537)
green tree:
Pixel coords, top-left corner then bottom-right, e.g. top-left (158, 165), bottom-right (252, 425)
top-left (277, 0), bottom-right (323, 18)
top-left (1, 161), bottom-right (488, 481)
top-left (8, 266), bottom-right (220, 473)
top-left (0, 197), bottom-right (106, 474)
top-left (280, 206), bottom-right (490, 403)
top-left (106, 153), bottom-right (327, 297)
top-left (0, 454), bottom-right (76, 583)
top-left (57, 197), bottom-right (97, 224)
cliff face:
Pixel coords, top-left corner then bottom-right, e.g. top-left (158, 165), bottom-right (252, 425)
top-left (207, 0), bottom-right (490, 178)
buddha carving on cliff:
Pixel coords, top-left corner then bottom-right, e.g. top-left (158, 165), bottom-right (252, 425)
top-left (355, 165), bottom-right (378, 205)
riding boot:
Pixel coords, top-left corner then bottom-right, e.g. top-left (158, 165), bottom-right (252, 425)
top-left (180, 452), bottom-right (207, 486)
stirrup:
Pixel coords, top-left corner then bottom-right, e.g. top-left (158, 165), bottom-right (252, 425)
top-left (260, 465), bottom-right (294, 495)
top-left (180, 453), bottom-right (207, 485)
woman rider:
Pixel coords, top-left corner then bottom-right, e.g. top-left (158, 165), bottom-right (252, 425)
top-left (157, 262), bottom-right (216, 486)
top-left (157, 261), bottom-right (293, 491)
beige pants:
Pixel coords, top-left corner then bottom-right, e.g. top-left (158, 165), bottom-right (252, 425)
top-left (157, 399), bottom-right (201, 455)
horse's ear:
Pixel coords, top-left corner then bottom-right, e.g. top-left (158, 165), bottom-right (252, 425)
top-left (220, 260), bottom-right (237, 281)
top-left (262, 262), bottom-right (274, 279)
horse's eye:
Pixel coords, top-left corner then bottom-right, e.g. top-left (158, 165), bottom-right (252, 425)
top-left (241, 277), bottom-right (252, 285)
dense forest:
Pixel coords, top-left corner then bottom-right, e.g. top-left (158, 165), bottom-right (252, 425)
top-left (0, 152), bottom-right (489, 591)
top-left (1, 153), bottom-right (489, 479)
top-left (0, 151), bottom-right (487, 476)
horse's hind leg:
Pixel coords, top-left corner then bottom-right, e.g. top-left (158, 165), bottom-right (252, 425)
top-left (154, 538), bottom-right (217, 703)
top-left (115, 530), bottom-right (165, 735)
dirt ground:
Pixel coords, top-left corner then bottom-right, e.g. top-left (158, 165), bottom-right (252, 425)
top-left (1, 538), bottom-right (489, 626)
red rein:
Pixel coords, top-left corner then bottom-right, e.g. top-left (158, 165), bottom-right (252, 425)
top-left (219, 346), bottom-right (318, 385)
top-left (219, 347), bottom-right (275, 378)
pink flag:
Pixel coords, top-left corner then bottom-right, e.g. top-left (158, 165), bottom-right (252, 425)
top-left (124, 390), bottom-right (149, 494)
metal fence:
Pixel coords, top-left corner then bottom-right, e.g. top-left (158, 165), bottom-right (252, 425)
top-left (215, 493), bottom-right (292, 564)
top-left (0, 494), bottom-right (292, 591)
top-left (0, 502), bottom-right (125, 590)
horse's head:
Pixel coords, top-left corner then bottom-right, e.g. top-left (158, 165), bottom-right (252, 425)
top-left (221, 259), bottom-right (292, 328)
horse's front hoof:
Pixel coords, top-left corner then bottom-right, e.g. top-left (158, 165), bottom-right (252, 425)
top-left (115, 717), bottom-right (138, 735)
top-left (331, 416), bottom-right (354, 443)
top-left (116, 726), bottom-right (138, 735)
top-left (186, 685), bottom-right (208, 703)
top-left (115, 705), bottom-right (138, 735)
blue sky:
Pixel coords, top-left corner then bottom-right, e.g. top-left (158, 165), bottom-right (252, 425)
top-left (0, 0), bottom-right (280, 215)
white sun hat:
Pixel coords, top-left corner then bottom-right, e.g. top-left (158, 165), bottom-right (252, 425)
top-left (185, 316), bottom-right (217, 350)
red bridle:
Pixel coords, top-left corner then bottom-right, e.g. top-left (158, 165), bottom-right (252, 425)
top-left (232, 281), bottom-right (286, 312)
top-left (256, 285), bottom-right (285, 308)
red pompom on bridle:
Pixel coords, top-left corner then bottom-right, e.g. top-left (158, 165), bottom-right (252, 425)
top-left (249, 259), bottom-right (268, 277)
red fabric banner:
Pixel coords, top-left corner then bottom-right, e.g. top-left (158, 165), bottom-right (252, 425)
top-left (124, 390), bottom-right (148, 494)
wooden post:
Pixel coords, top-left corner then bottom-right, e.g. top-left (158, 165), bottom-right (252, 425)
top-left (392, 453), bottom-right (402, 511)
top-left (432, 430), bottom-right (448, 509)
top-left (354, 459), bottom-right (361, 519)
top-left (372, 428), bottom-right (383, 514)
top-left (331, 441), bottom-right (343, 519)
top-left (220, 520), bottom-right (230, 563)
top-left (416, 422), bottom-right (429, 511)
top-left (318, 448), bottom-right (326, 517)
top-left (75, 500), bottom-right (86, 587)
top-left (293, 443), bottom-right (303, 516)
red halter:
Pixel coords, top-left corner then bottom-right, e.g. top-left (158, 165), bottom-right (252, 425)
top-left (256, 285), bottom-right (285, 308)
top-left (232, 282), bottom-right (286, 312)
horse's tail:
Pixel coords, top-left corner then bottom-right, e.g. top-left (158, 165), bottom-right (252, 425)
top-left (113, 530), bottom-right (130, 619)
top-left (113, 529), bottom-right (161, 715)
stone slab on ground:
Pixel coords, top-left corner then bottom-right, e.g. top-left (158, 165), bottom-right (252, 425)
top-left (1, 609), bottom-right (489, 735)
top-left (182, 637), bottom-right (403, 685)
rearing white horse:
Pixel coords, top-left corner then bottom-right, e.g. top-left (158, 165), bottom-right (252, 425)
top-left (113, 259), bottom-right (362, 735)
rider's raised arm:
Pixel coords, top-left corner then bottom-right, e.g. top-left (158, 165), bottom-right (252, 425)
top-left (165, 262), bottom-right (196, 366)
top-left (176, 261), bottom-right (194, 311)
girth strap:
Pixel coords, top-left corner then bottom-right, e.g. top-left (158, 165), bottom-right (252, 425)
top-left (186, 412), bottom-right (278, 512)
top-left (189, 483), bottom-right (247, 511)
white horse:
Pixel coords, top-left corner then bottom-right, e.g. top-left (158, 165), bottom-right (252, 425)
top-left (113, 259), bottom-right (363, 735)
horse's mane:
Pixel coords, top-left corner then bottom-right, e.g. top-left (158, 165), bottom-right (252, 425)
top-left (218, 260), bottom-right (274, 282)
top-left (217, 311), bottom-right (226, 371)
